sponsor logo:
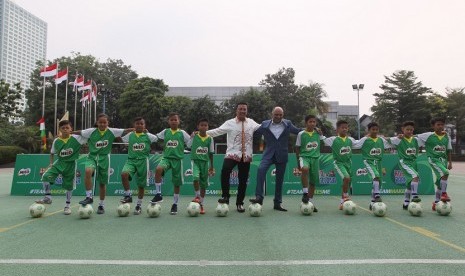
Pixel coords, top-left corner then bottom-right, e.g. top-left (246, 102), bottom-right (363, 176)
top-left (356, 168), bottom-right (368, 176)
top-left (133, 143), bottom-right (146, 151)
top-left (95, 140), bottom-right (109, 148)
top-left (228, 170), bottom-right (249, 186)
top-left (195, 147), bottom-right (208, 154)
top-left (433, 145), bottom-right (446, 153)
top-left (18, 168), bottom-right (31, 176)
top-left (305, 142), bottom-right (318, 151)
top-left (393, 169), bottom-right (406, 185)
top-left (340, 146), bottom-right (351, 155)
top-left (184, 169), bottom-right (193, 176)
top-left (166, 140), bottom-right (179, 148)
top-left (370, 148), bottom-right (382, 156)
top-left (59, 148), bottom-right (73, 157)
top-left (405, 148), bottom-right (416, 155)
top-left (319, 170), bottom-right (337, 185)
top-left (286, 189), bottom-right (331, 195)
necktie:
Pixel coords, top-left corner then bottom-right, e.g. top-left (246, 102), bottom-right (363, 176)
top-left (241, 121), bottom-right (245, 161)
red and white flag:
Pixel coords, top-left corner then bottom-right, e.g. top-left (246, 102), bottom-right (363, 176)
top-left (54, 68), bottom-right (68, 84)
top-left (74, 75), bottom-right (84, 87)
top-left (80, 91), bottom-right (90, 106)
top-left (78, 80), bottom-right (92, 91)
top-left (40, 63), bottom-right (58, 77)
top-left (91, 84), bottom-right (97, 101)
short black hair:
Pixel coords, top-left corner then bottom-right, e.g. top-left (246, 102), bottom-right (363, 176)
top-left (134, 117), bottom-right (144, 122)
top-left (367, 122), bottom-right (379, 130)
top-left (97, 113), bottom-right (109, 120)
top-left (305, 115), bottom-right (317, 123)
top-left (336, 120), bottom-right (348, 128)
top-left (236, 102), bottom-right (248, 109)
top-left (168, 112), bottom-right (179, 119)
top-left (402, 121), bottom-right (415, 127)
top-left (197, 118), bottom-right (209, 125)
top-left (431, 117), bottom-right (446, 125)
top-left (59, 120), bottom-right (71, 127)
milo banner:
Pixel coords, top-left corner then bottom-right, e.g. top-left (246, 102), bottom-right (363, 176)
top-left (266, 154), bottom-right (434, 196)
top-left (11, 154), bottom-right (434, 196)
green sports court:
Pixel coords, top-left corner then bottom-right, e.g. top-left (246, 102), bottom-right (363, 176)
top-left (1, 163), bottom-right (464, 276)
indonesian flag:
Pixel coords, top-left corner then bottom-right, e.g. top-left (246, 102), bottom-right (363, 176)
top-left (54, 68), bottom-right (68, 84)
top-left (80, 91), bottom-right (90, 106)
top-left (78, 80), bottom-right (92, 91)
top-left (74, 75), bottom-right (84, 87)
top-left (91, 83), bottom-right (97, 101)
top-left (40, 63), bottom-right (58, 77)
top-left (36, 117), bottom-right (46, 150)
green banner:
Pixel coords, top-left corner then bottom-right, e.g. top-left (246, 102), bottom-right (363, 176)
top-left (11, 153), bottom-right (434, 196)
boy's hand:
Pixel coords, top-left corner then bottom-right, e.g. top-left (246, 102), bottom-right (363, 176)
top-left (448, 162), bottom-right (453, 170)
top-left (382, 168), bottom-right (386, 176)
top-left (208, 167), bottom-right (215, 176)
top-left (191, 131), bottom-right (198, 137)
top-left (293, 167), bottom-right (302, 176)
top-left (315, 127), bottom-right (323, 135)
top-left (397, 134), bottom-right (404, 139)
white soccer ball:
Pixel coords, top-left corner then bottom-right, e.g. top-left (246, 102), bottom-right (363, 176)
top-left (187, 202), bottom-right (201, 217)
top-left (372, 202), bottom-right (387, 217)
top-left (342, 200), bottom-right (357, 215)
top-left (300, 202), bottom-right (314, 216)
top-left (147, 203), bottom-right (162, 218)
top-left (248, 203), bottom-right (262, 217)
top-left (436, 201), bottom-right (452, 216)
top-left (117, 203), bottom-right (131, 217)
top-left (408, 202), bottom-right (422, 216)
top-left (78, 204), bottom-right (94, 219)
top-left (215, 203), bottom-right (229, 217)
top-left (29, 203), bottom-right (46, 218)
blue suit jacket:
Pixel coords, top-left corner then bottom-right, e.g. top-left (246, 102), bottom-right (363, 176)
top-left (255, 119), bottom-right (301, 163)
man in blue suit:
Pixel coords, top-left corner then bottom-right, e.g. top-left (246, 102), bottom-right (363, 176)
top-left (250, 107), bottom-right (301, 211)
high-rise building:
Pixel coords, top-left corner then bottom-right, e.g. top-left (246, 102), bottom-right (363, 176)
top-left (0, 0), bottom-right (47, 122)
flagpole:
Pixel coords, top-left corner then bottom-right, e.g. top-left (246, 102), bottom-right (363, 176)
top-left (42, 75), bottom-right (46, 118)
top-left (64, 66), bottom-right (69, 113)
top-left (93, 80), bottom-right (97, 122)
top-left (53, 63), bottom-right (59, 137)
top-left (74, 80), bottom-right (77, 128)
top-left (81, 100), bottom-right (84, 130)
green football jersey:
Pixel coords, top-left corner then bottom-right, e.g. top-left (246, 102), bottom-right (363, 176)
top-left (417, 132), bottom-right (451, 159)
top-left (323, 136), bottom-right (355, 163)
top-left (359, 137), bottom-right (389, 161)
top-left (51, 135), bottom-right (87, 162)
top-left (389, 137), bottom-right (418, 162)
top-left (157, 128), bottom-right (190, 160)
top-left (81, 127), bottom-right (124, 156)
top-left (189, 134), bottom-right (214, 162)
top-left (296, 130), bottom-right (322, 158)
top-left (122, 132), bottom-right (158, 159)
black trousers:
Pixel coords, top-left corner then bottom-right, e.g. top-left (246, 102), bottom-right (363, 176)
top-left (220, 158), bottom-right (251, 205)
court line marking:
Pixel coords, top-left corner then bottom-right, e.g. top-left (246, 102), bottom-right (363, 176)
top-left (0, 204), bottom-right (79, 233)
top-left (356, 205), bottom-right (465, 253)
top-left (1, 258), bottom-right (465, 266)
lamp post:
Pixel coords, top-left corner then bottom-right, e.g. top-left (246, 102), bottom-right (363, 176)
top-left (98, 84), bottom-right (106, 114)
top-left (352, 84), bottom-right (364, 139)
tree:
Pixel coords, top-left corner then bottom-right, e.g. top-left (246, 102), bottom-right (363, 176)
top-left (426, 93), bottom-right (448, 119)
top-left (338, 116), bottom-right (360, 139)
top-left (445, 88), bottom-right (465, 154)
top-left (0, 80), bottom-right (22, 121)
top-left (183, 95), bottom-right (222, 133)
top-left (371, 70), bottom-right (432, 135)
top-left (221, 88), bottom-right (275, 123)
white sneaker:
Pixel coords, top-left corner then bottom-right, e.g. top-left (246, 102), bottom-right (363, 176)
top-left (64, 207), bottom-right (71, 215)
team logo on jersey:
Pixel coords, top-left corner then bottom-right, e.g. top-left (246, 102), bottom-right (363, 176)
top-left (133, 143), bottom-right (146, 151)
top-left (356, 168), bottom-right (368, 176)
top-left (166, 140), bottom-right (179, 148)
top-left (405, 148), bottom-right (416, 155)
top-left (195, 147), bottom-right (208, 154)
top-left (370, 148), bottom-right (382, 156)
top-left (340, 146), bottom-right (351, 155)
top-left (305, 142), bottom-right (318, 151)
top-left (18, 168), bottom-right (31, 176)
top-left (59, 148), bottom-right (73, 157)
top-left (184, 169), bottom-right (193, 176)
top-left (433, 145), bottom-right (446, 153)
top-left (95, 140), bottom-right (109, 148)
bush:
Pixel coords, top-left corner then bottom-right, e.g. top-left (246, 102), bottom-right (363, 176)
top-left (0, 146), bottom-right (26, 164)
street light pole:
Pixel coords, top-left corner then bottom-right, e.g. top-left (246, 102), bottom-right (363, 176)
top-left (99, 84), bottom-right (106, 114)
top-left (352, 84), bottom-right (364, 139)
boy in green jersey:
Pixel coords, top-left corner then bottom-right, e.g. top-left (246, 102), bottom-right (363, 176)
top-left (389, 121), bottom-right (422, 209)
top-left (355, 122), bottom-right (391, 210)
top-left (74, 113), bottom-right (132, 214)
top-left (416, 117), bottom-right (453, 211)
top-left (295, 115), bottom-right (324, 212)
top-left (322, 120), bottom-right (363, 210)
top-left (187, 118), bottom-right (215, 214)
top-left (119, 117), bottom-right (158, 215)
top-left (36, 120), bottom-right (87, 215)
top-left (149, 112), bottom-right (191, 215)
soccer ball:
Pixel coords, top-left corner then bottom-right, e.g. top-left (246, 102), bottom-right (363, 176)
top-left (29, 203), bottom-right (46, 218)
top-left (147, 203), bottom-right (162, 218)
top-left (436, 201), bottom-right (452, 216)
top-left (248, 203), bottom-right (262, 217)
top-left (78, 204), bottom-right (94, 219)
top-left (300, 202), bottom-right (314, 216)
top-left (408, 202), bottom-right (422, 216)
top-left (215, 203), bottom-right (229, 217)
top-left (372, 202), bottom-right (387, 217)
top-left (342, 200), bottom-right (357, 215)
top-left (187, 202), bottom-right (201, 217)
top-left (117, 203), bottom-right (131, 217)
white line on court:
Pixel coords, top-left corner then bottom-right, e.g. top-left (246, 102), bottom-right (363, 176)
top-left (1, 259), bottom-right (465, 266)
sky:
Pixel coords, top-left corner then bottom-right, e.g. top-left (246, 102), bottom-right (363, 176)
top-left (13, 0), bottom-right (465, 115)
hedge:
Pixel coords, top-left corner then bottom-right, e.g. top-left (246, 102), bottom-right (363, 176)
top-left (0, 146), bottom-right (26, 165)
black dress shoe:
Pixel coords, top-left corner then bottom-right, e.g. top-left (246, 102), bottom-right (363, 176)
top-left (273, 205), bottom-right (287, 212)
top-left (236, 204), bottom-right (245, 213)
top-left (218, 197), bottom-right (229, 204)
top-left (249, 198), bottom-right (263, 205)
